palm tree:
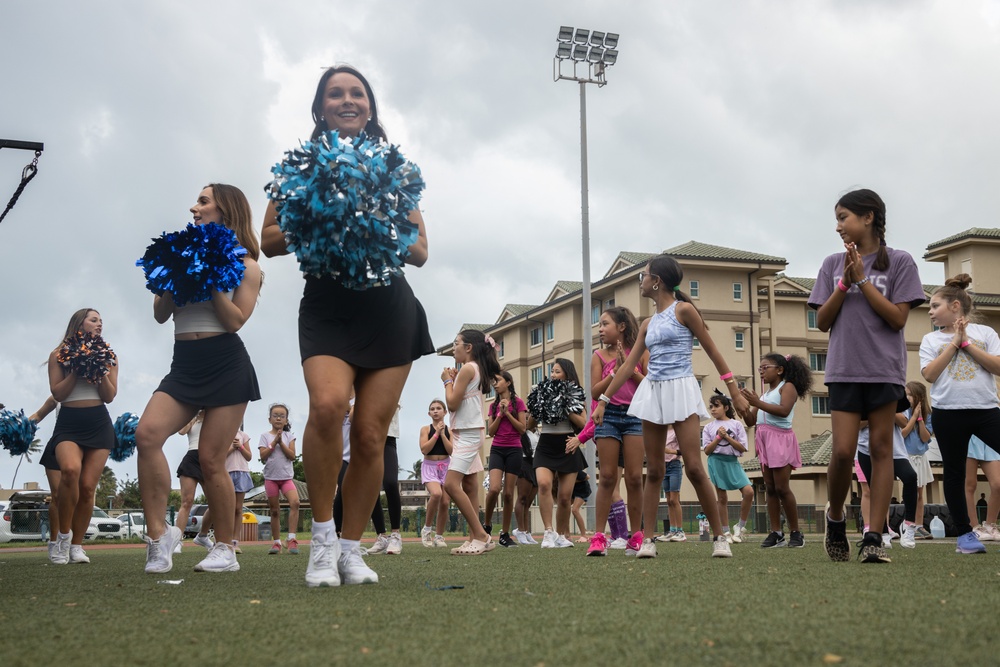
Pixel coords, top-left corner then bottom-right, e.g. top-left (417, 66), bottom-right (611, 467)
top-left (9, 437), bottom-right (42, 489)
top-left (408, 459), bottom-right (422, 480)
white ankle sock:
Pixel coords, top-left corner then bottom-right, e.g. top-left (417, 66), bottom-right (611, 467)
top-left (312, 519), bottom-right (334, 538)
top-left (288, 532), bottom-right (296, 541)
top-left (340, 538), bottom-right (360, 552)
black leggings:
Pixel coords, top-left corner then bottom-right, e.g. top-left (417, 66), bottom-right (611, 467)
top-left (370, 437), bottom-right (401, 533)
top-left (333, 461), bottom-right (349, 532)
top-left (931, 407), bottom-right (1000, 536)
top-left (857, 452), bottom-right (917, 529)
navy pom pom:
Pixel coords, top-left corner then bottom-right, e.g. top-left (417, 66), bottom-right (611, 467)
top-left (527, 379), bottom-right (587, 424)
top-left (0, 409), bottom-right (38, 457)
top-left (111, 412), bottom-right (139, 462)
top-left (266, 130), bottom-right (424, 289)
top-left (57, 331), bottom-right (118, 384)
top-left (136, 222), bottom-right (247, 306)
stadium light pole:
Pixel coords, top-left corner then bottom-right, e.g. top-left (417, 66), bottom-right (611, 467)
top-left (554, 26), bottom-right (620, 529)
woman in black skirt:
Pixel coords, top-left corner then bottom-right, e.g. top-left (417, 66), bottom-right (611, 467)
top-left (135, 183), bottom-right (262, 575)
top-left (261, 65), bottom-right (433, 587)
top-left (45, 309), bottom-right (118, 565)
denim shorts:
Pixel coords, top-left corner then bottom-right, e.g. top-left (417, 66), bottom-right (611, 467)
top-left (594, 403), bottom-right (643, 443)
top-left (661, 459), bottom-right (683, 494)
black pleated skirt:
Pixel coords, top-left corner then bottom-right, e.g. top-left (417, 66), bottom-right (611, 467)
top-left (299, 275), bottom-right (434, 368)
top-left (533, 433), bottom-right (587, 474)
top-left (155, 333), bottom-right (260, 407)
top-left (40, 405), bottom-right (114, 471)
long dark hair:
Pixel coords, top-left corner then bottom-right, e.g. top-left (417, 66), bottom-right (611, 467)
top-left (761, 353), bottom-right (812, 399)
top-left (553, 357), bottom-right (581, 387)
top-left (489, 370), bottom-right (519, 417)
top-left (709, 390), bottom-right (736, 419)
top-left (458, 329), bottom-right (502, 394)
top-left (647, 255), bottom-right (707, 327)
top-left (906, 381), bottom-right (931, 417)
top-left (310, 65), bottom-right (387, 142)
top-left (836, 189), bottom-right (889, 271)
top-left (603, 306), bottom-right (639, 349)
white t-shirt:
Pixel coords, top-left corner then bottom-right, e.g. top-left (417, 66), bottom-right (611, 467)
top-left (919, 323), bottom-right (1000, 409)
top-left (343, 399), bottom-right (354, 463)
top-left (387, 406), bottom-right (400, 439)
top-left (186, 420), bottom-right (202, 451)
top-left (259, 431), bottom-right (295, 481)
top-left (857, 424), bottom-right (907, 459)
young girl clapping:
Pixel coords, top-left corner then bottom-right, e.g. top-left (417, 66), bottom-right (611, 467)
top-left (419, 399), bottom-right (452, 547)
top-left (702, 393), bottom-right (753, 545)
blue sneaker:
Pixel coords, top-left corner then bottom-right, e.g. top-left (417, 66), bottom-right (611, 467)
top-left (956, 531), bottom-right (987, 554)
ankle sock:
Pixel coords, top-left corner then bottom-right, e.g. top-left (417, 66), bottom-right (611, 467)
top-left (288, 532), bottom-right (296, 541)
top-left (340, 537), bottom-right (360, 553)
top-left (312, 519), bottom-right (334, 538)
top-left (738, 519), bottom-right (747, 529)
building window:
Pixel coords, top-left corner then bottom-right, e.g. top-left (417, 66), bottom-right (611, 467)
top-left (737, 379), bottom-right (747, 390)
top-left (735, 332), bottom-right (744, 351)
top-left (689, 280), bottom-right (699, 298)
top-left (604, 298), bottom-right (615, 309)
top-left (697, 378), bottom-right (703, 389)
top-left (530, 366), bottom-right (543, 386)
top-left (812, 396), bottom-right (831, 415)
top-left (692, 337), bottom-right (701, 349)
top-left (545, 321), bottom-right (554, 341)
top-left (530, 327), bottom-right (542, 347)
top-left (498, 338), bottom-right (505, 358)
top-left (486, 386), bottom-right (496, 400)
top-left (809, 353), bottom-right (827, 372)
top-left (546, 362), bottom-right (554, 377)
top-left (733, 282), bottom-right (743, 301)
top-left (807, 310), bottom-right (818, 330)
top-left (592, 303), bottom-right (601, 325)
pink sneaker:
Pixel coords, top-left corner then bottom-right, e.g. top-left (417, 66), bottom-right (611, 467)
top-left (625, 530), bottom-right (643, 556)
top-left (586, 532), bottom-right (609, 557)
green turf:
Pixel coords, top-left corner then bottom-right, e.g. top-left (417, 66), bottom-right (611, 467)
top-left (0, 537), bottom-right (994, 666)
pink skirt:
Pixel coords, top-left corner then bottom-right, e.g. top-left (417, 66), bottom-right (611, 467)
top-left (854, 458), bottom-right (867, 484)
top-left (421, 458), bottom-right (450, 485)
top-left (755, 423), bottom-right (802, 470)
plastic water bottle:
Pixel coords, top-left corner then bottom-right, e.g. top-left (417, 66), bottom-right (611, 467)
top-left (930, 516), bottom-right (945, 539)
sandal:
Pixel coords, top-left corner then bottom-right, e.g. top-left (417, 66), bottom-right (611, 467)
top-left (482, 536), bottom-right (497, 552)
top-left (451, 538), bottom-right (488, 555)
top-left (449, 540), bottom-right (471, 555)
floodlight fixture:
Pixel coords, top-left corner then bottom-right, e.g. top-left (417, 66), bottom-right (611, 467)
top-left (558, 26), bottom-right (574, 42)
top-left (590, 31), bottom-right (605, 46)
top-left (602, 49), bottom-right (618, 65)
top-left (556, 43), bottom-right (572, 59)
top-left (604, 33), bottom-right (619, 49)
top-left (574, 28), bottom-right (589, 44)
top-left (572, 44), bottom-right (588, 61)
top-left (587, 47), bottom-right (604, 63)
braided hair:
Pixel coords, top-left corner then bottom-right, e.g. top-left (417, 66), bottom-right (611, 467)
top-left (836, 189), bottom-right (889, 271)
top-left (489, 370), bottom-right (519, 418)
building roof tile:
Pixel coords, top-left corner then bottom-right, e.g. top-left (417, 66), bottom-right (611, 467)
top-left (925, 227), bottom-right (1000, 251)
top-left (663, 241), bottom-right (786, 264)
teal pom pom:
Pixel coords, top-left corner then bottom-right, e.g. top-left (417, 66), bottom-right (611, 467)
top-left (111, 412), bottom-right (139, 462)
top-left (266, 130), bottom-right (424, 289)
top-left (0, 409), bottom-right (38, 457)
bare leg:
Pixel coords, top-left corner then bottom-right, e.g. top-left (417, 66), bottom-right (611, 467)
top-left (424, 481), bottom-right (443, 528)
top-left (965, 458), bottom-right (980, 526)
top-left (70, 448), bottom-right (110, 545)
top-left (983, 460), bottom-right (1000, 525)
top-left (535, 468), bottom-right (555, 531)
top-left (571, 496), bottom-right (587, 535)
top-left (54, 442), bottom-right (83, 536)
top-left (555, 472), bottom-right (576, 536)
top-left (484, 467), bottom-right (502, 528)
top-left (761, 465), bottom-right (781, 531)
top-left (501, 471), bottom-right (517, 533)
top-left (436, 490), bottom-right (450, 535)
top-left (232, 491), bottom-right (246, 542)
top-left (827, 411), bottom-right (861, 522)
top-left (593, 438), bottom-right (620, 534)
top-left (176, 476), bottom-right (199, 538)
top-left (44, 469), bottom-right (61, 540)
top-left (285, 485), bottom-right (300, 537)
top-left (716, 487), bottom-right (729, 530)
top-left (866, 402), bottom-right (898, 537)
top-left (444, 470), bottom-right (487, 541)
top-left (674, 415), bottom-right (726, 536)
top-left (739, 485), bottom-right (754, 523)
top-left (770, 465), bottom-right (799, 532)
top-left (621, 434), bottom-right (644, 532)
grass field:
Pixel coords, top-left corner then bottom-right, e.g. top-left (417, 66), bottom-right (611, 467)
top-left (1, 534), bottom-right (995, 666)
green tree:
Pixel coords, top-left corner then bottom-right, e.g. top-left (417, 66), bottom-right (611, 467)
top-left (250, 471), bottom-right (264, 488)
top-left (117, 475), bottom-right (142, 510)
top-left (292, 456), bottom-right (306, 482)
top-left (8, 437), bottom-right (42, 489)
top-left (96, 466), bottom-right (118, 509)
top-left (167, 490), bottom-right (182, 511)
top-left (408, 459), bottom-right (422, 480)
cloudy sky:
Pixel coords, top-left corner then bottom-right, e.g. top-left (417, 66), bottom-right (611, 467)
top-left (3, 1), bottom-right (1000, 493)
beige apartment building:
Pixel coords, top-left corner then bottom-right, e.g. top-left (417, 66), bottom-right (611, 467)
top-left (440, 230), bottom-right (1000, 514)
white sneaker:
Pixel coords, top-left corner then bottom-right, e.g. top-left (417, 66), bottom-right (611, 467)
top-left (193, 533), bottom-right (214, 551)
top-left (366, 534), bottom-right (389, 555)
top-left (882, 533), bottom-right (893, 549)
top-left (523, 531), bottom-right (539, 545)
top-left (305, 531), bottom-right (341, 587)
top-left (69, 545), bottom-right (90, 564)
top-left (421, 526), bottom-right (434, 548)
top-left (194, 543), bottom-right (240, 573)
top-left (974, 524), bottom-right (994, 542)
top-left (339, 545), bottom-right (379, 585)
top-left (554, 534), bottom-right (574, 548)
top-left (987, 522), bottom-right (1000, 541)
top-left (669, 530), bottom-right (688, 543)
top-left (512, 529), bottom-right (527, 545)
top-left (433, 535), bottom-right (448, 547)
top-left (637, 538), bottom-right (657, 559)
top-left (51, 534), bottom-right (71, 565)
top-left (540, 529), bottom-right (557, 548)
top-left (724, 531), bottom-right (734, 544)
top-left (145, 526), bottom-right (182, 574)
top-left (608, 537), bottom-right (628, 550)
top-left (47, 542), bottom-right (58, 563)
top-left (732, 525), bottom-right (744, 543)
top-left (887, 525), bottom-right (900, 539)
top-left (712, 535), bottom-right (733, 558)
top-left (900, 521), bottom-right (916, 549)
top-left (386, 532), bottom-right (402, 555)
top-left (173, 542), bottom-right (182, 555)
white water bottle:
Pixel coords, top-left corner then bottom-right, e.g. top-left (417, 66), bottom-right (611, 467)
top-left (930, 516), bottom-right (945, 539)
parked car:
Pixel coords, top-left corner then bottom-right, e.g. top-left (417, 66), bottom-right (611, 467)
top-left (85, 507), bottom-right (126, 540)
top-left (185, 504), bottom-right (270, 537)
top-left (0, 491), bottom-right (51, 543)
top-left (118, 512), bottom-right (148, 538)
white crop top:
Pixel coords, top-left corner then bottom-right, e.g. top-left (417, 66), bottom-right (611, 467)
top-left (173, 292), bottom-right (232, 335)
top-left (64, 380), bottom-right (101, 403)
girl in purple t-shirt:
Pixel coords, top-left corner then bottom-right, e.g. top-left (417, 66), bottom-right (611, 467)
top-left (807, 189), bottom-right (925, 564)
top-left (484, 371), bottom-right (528, 547)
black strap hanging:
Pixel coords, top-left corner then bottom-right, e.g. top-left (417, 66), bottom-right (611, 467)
top-left (0, 140), bottom-right (43, 225)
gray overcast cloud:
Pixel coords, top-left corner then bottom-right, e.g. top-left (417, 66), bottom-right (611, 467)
top-left (2, 0), bottom-right (1000, 488)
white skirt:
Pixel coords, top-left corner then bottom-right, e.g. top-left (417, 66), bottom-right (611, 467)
top-left (627, 376), bottom-right (709, 425)
top-left (907, 452), bottom-right (934, 487)
top-left (448, 429), bottom-right (485, 475)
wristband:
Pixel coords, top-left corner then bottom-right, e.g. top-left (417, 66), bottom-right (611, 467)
top-left (719, 372), bottom-right (733, 381)
top-left (443, 379), bottom-right (453, 386)
top-left (917, 417), bottom-right (923, 421)
top-left (961, 340), bottom-right (971, 349)
top-left (950, 341), bottom-right (961, 351)
top-left (837, 278), bottom-right (849, 293)
top-left (598, 394), bottom-right (611, 404)
top-left (853, 277), bottom-right (870, 288)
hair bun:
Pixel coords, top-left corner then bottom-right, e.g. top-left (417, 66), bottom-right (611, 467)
top-left (945, 273), bottom-right (972, 290)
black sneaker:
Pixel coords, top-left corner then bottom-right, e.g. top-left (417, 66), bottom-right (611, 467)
top-left (823, 506), bottom-right (851, 562)
top-left (498, 532), bottom-right (518, 547)
top-left (484, 524), bottom-right (493, 535)
top-left (788, 531), bottom-right (804, 548)
top-left (760, 531), bottom-right (786, 548)
top-left (857, 531), bottom-right (891, 564)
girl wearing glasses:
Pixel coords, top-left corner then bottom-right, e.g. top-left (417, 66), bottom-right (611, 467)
top-left (741, 353), bottom-right (813, 548)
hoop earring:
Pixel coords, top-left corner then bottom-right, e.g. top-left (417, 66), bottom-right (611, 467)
top-left (653, 284), bottom-right (659, 291)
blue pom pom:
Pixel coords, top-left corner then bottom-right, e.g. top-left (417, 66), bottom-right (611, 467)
top-left (266, 130), bottom-right (424, 289)
top-left (0, 409), bottom-right (38, 457)
top-left (136, 222), bottom-right (247, 306)
top-left (111, 412), bottom-right (139, 462)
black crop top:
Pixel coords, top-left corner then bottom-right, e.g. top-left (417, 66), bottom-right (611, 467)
top-left (426, 423), bottom-right (451, 457)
